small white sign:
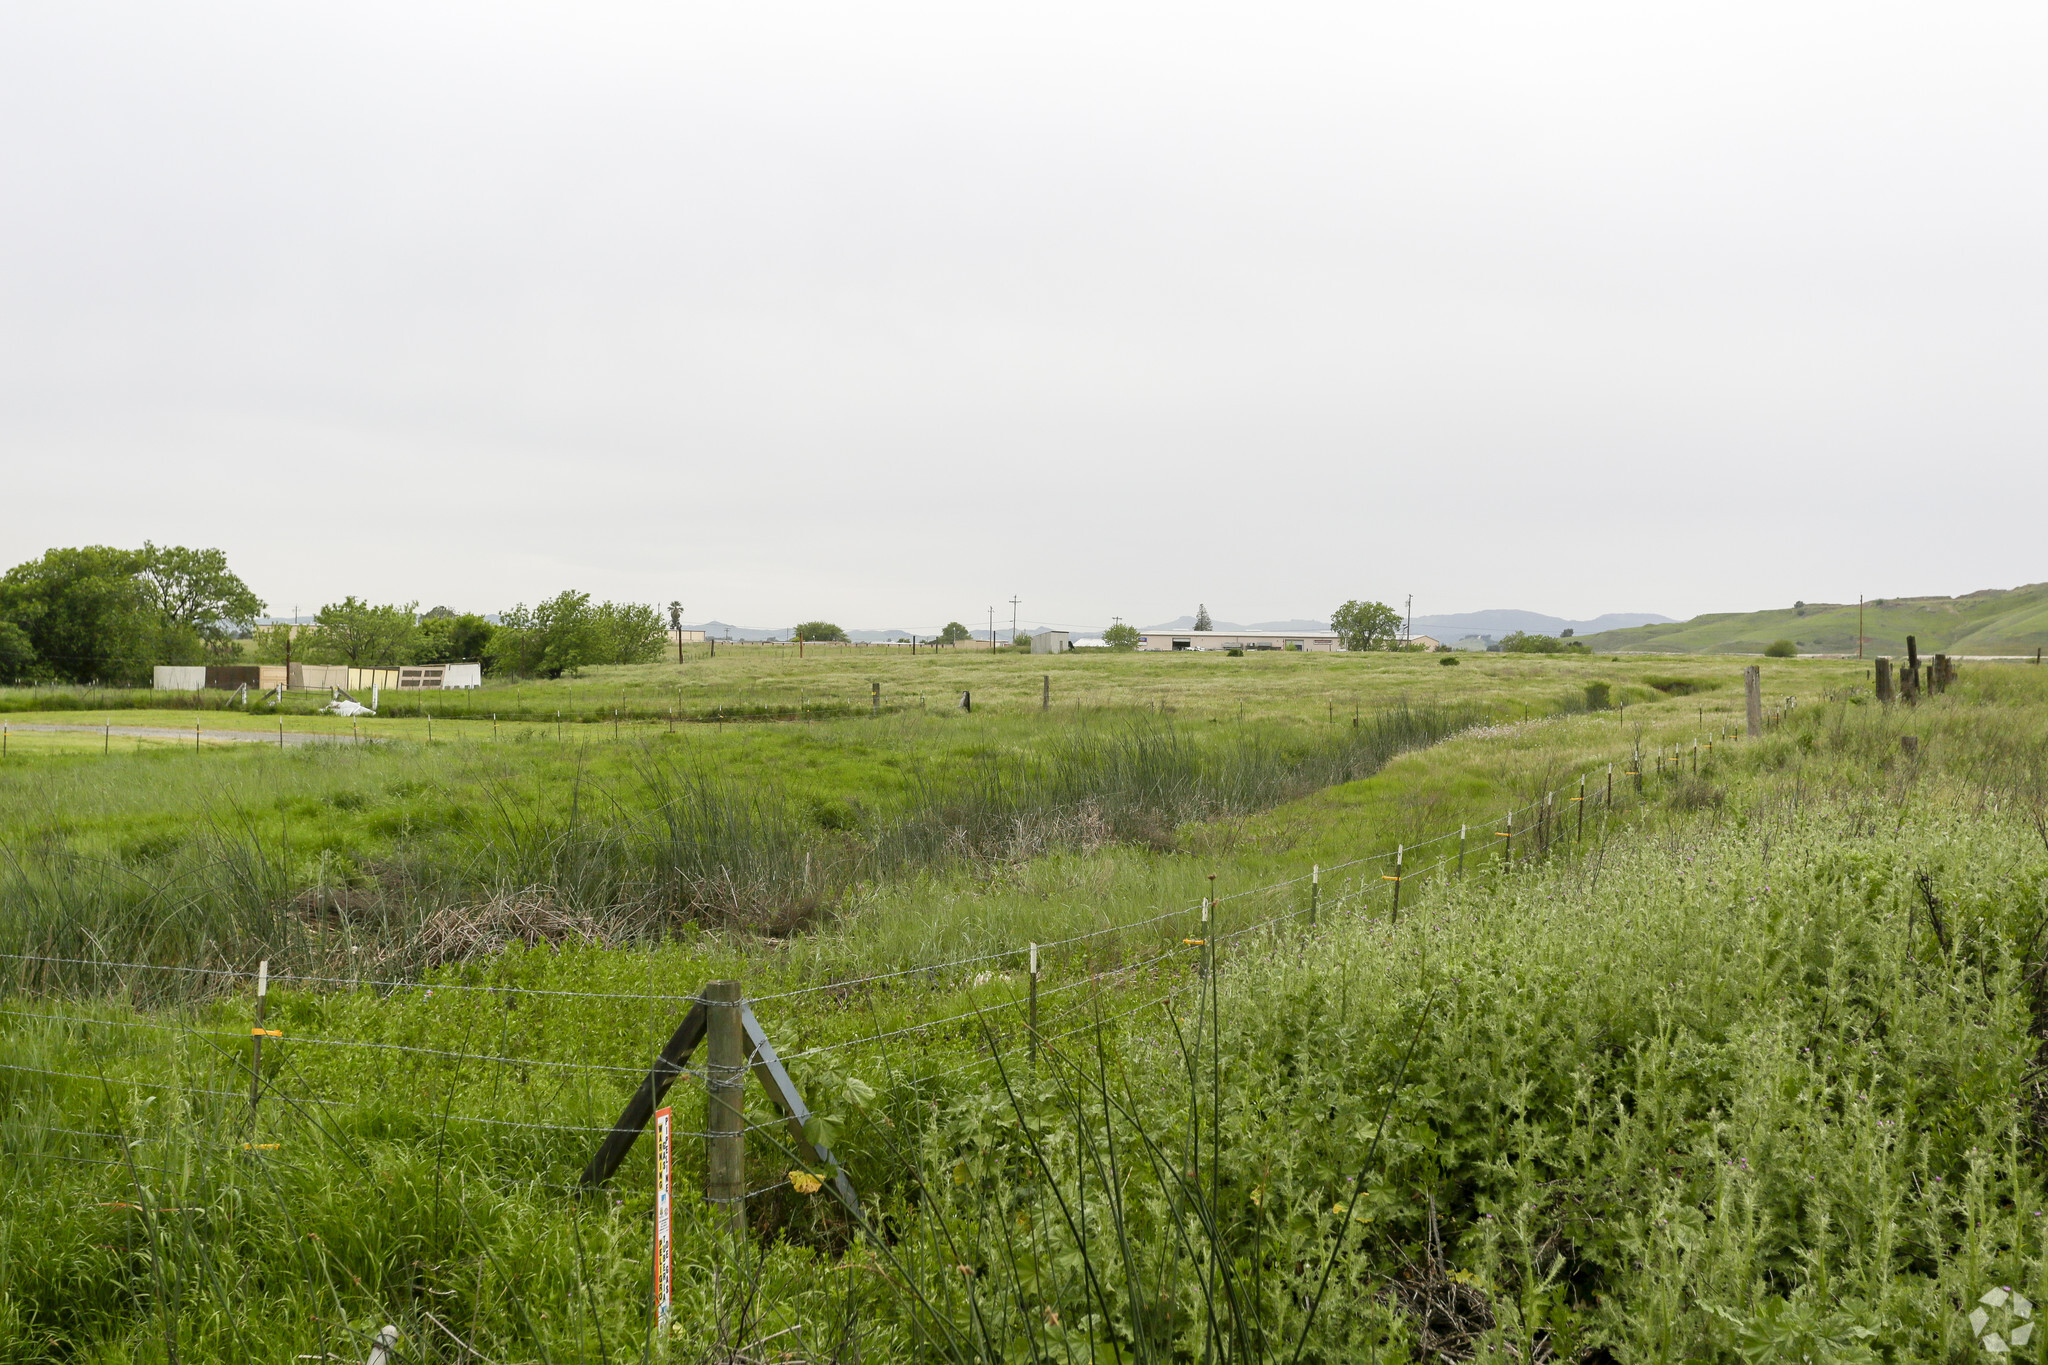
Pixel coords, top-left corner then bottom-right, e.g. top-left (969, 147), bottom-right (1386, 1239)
top-left (654, 1106), bottom-right (674, 1330)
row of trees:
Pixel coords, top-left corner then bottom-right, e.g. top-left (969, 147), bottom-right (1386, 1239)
top-left (0, 544), bottom-right (264, 684)
top-left (251, 592), bottom-right (667, 677)
top-left (0, 544), bottom-right (671, 683)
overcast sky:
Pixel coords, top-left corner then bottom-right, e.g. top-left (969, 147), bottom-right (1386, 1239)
top-left (3, 3), bottom-right (2044, 632)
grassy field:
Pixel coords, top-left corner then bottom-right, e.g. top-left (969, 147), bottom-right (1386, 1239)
top-left (1579, 581), bottom-right (2048, 657)
top-left (2, 644), bottom-right (1862, 726)
top-left (7, 653), bottom-right (2041, 1361)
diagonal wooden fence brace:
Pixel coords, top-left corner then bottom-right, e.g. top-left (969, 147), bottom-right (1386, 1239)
top-left (579, 999), bottom-right (708, 1190)
top-left (739, 1003), bottom-right (862, 1212)
top-left (576, 993), bottom-right (861, 1215)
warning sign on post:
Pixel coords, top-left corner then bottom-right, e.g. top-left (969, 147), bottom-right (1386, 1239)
top-left (654, 1106), bottom-right (674, 1329)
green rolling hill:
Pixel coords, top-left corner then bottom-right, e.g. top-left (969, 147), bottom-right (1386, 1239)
top-left (1578, 582), bottom-right (2048, 657)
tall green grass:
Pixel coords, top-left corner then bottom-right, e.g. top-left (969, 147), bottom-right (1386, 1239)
top-left (8, 682), bottom-right (2048, 1361)
top-left (0, 703), bottom-right (1476, 994)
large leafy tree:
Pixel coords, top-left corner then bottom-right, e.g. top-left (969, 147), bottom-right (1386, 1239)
top-left (1330, 599), bottom-right (1401, 651)
top-left (305, 597), bottom-right (422, 665)
top-left (136, 542), bottom-right (264, 662)
top-left (1102, 621), bottom-right (1140, 650)
top-left (1193, 604), bottom-right (1213, 631)
top-left (417, 609), bottom-right (497, 665)
top-left (934, 622), bottom-right (972, 645)
top-left (0, 546), bottom-right (152, 682)
top-left (0, 619), bottom-right (36, 682)
top-left (794, 621), bottom-right (850, 643)
top-left (487, 592), bottom-right (666, 677)
top-left (595, 601), bottom-right (667, 663)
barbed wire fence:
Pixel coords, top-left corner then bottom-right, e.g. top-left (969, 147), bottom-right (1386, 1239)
top-left (0, 705), bottom-right (1801, 1359)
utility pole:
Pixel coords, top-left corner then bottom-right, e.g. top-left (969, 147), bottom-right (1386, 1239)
top-left (1010, 595), bottom-right (1021, 647)
top-left (1404, 594), bottom-right (1412, 648)
top-left (668, 601), bottom-right (685, 664)
top-left (988, 606), bottom-right (995, 651)
top-left (1858, 595), bottom-right (1865, 660)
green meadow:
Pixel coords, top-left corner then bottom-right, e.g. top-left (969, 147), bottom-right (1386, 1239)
top-left (4, 650), bottom-right (2042, 1362)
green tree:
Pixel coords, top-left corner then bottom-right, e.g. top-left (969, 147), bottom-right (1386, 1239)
top-left (794, 621), bottom-right (850, 643)
top-left (0, 546), bottom-right (151, 682)
top-left (489, 591), bottom-right (597, 677)
top-left (0, 619), bottom-right (35, 682)
top-left (1329, 600), bottom-right (1401, 651)
top-left (935, 622), bottom-right (972, 646)
top-left (1102, 621), bottom-right (1140, 650)
top-left (136, 542), bottom-right (264, 662)
top-left (1764, 639), bottom-right (1797, 658)
top-left (1501, 631), bottom-right (1588, 654)
top-left (417, 613), bottom-right (498, 665)
top-left (594, 601), bottom-right (667, 663)
top-left (1193, 604), bottom-right (1213, 631)
top-left (305, 598), bottom-right (421, 665)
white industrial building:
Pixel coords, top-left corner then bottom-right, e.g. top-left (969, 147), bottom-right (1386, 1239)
top-left (1029, 630), bottom-right (1070, 654)
top-left (1136, 629), bottom-right (1341, 652)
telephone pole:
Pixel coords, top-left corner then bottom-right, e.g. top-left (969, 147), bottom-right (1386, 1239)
top-left (1404, 594), bottom-right (1413, 648)
top-left (1858, 595), bottom-right (1865, 660)
top-left (988, 606), bottom-right (995, 650)
top-left (1009, 596), bottom-right (1021, 646)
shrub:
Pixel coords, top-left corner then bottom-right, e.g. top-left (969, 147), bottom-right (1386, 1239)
top-left (794, 621), bottom-right (850, 643)
top-left (1102, 623), bottom-right (1140, 651)
top-left (1644, 675), bottom-right (1717, 696)
top-left (1439, 655), bottom-right (1459, 666)
top-left (1584, 680), bottom-right (1611, 709)
top-left (1225, 647), bottom-right (1244, 657)
top-left (1764, 639), bottom-right (1797, 658)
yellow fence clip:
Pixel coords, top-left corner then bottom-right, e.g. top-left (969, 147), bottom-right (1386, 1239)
top-left (1181, 938), bottom-right (1206, 946)
top-left (251, 1028), bottom-right (282, 1038)
top-left (1381, 874), bottom-right (1402, 882)
top-left (240, 1143), bottom-right (281, 1151)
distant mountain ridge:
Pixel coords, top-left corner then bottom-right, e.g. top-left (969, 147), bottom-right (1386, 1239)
top-left (1574, 583), bottom-right (2048, 656)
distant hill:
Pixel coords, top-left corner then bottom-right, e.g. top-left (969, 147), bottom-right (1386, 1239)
top-left (1411, 610), bottom-right (1673, 638)
top-left (1576, 585), bottom-right (2048, 657)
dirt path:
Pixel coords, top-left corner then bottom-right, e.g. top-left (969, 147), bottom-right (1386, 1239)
top-left (1, 722), bottom-right (370, 747)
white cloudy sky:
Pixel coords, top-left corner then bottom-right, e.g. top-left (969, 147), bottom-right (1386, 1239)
top-left (3, 3), bottom-right (2044, 631)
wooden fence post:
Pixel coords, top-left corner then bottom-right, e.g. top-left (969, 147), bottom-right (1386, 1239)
top-left (1042, 675), bottom-right (1050, 712)
top-left (703, 981), bottom-right (746, 1233)
top-left (1502, 811), bottom-right (1514, 871)
top-left (1309, 865), bottom-right (1320, 925)
top-left (1744, 664), bottom-right (1762, 738)
top-left (1875, 657), bottom-right (1893, 703)
top-left (871, 681), bottom-right (880, 716)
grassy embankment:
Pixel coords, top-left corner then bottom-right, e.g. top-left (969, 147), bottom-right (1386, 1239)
top-left (11, 655), bottom-right (2034, 1360)
top-left (1580, 581), bottom-right (2048, 657)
